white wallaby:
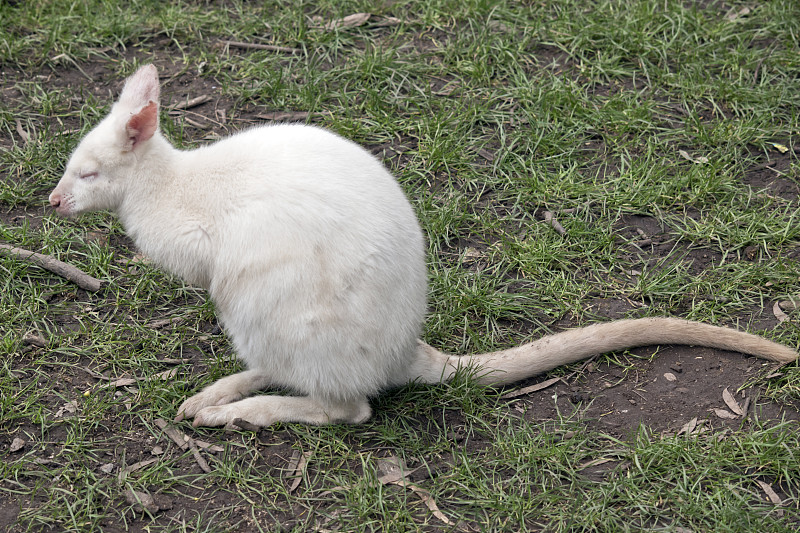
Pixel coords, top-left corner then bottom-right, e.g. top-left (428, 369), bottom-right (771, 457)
top-left (50, 65), bottom-right (797, 428)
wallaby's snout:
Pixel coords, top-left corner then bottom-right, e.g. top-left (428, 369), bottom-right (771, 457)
top-left (48, 185), bottom-right (73, 216)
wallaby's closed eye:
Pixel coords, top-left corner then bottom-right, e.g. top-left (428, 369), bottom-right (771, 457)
top-left (49, 65), bottom-right (798, 429)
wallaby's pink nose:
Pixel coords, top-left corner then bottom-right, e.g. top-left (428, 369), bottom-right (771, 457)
top-left (49, 193), bottom-right (61, 208)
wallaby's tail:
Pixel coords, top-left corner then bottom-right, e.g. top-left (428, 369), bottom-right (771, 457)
top-left (409, 318), bottom-right (798, 386)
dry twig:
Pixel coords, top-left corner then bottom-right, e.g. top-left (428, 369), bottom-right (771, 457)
top-left (154, 418), bottom-right (189, 450)
top-left (219, 40), bottom-right (300, 54)
top-left (155, 418), bottom-right (213, 473)
top-left (0, 243), bottom-right (102, 291)
top-left (170, 94), bottom-right (211, 111)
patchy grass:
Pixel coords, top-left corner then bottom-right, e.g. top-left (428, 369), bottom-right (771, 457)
top-left (1, 0), bottom-right (799, 531)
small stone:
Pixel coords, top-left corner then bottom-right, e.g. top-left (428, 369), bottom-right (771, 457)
top-left (664, 372), bottom-right (677, 382)
top-left (22, 332), bottom-right (47, 348)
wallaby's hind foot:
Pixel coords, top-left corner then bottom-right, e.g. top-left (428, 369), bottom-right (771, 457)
top-left (190, 395), bottom-right (372, 428)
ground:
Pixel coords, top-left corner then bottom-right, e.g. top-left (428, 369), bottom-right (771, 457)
top-left (1, 2), bottom-right (799, 531)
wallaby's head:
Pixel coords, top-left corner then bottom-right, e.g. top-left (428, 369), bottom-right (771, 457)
top-left (49, 64), bottom-right (161, 217)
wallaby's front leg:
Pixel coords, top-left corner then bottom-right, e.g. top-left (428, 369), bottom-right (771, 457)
top-left (191, 395), bottom-right (372, 428)
top-left (175, 369), bottom-right (272, 422)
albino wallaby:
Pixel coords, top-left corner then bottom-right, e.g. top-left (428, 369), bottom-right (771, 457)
top-left (49, 65), bottom-right (797, 429)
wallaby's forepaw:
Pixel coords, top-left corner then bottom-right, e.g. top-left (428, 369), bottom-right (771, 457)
top-left (175, 388), bottom-right (244, 423)
top-left (191, 404), bottom-right (267, 429)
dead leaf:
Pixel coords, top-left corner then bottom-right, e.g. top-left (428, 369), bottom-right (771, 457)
top-left (376, 455), bottom-right (413, 484)
top-left (124, 488), bottom-right (160, 514)
top-left (725, 6), bottom-right (752, 22)
top-left (54, 399), bottom-right (78, 418)
top-left (462, 247), bottom-right (484, 264)
top-left (323, 12), bottom-right (371, 30)
top-left (407, 484), bottom-right (453, 525)
top-left (778, 295), bottom-right (800, 310)
top-left (722, 388), bottom-right (744, 416)
top-left (107, 377), bottom-right (137, 388)
top-left (678, 150), bottom-right (708, 164)
top-left (501, 376), bottom-right (561, 399)
top-left (371, 16), bottom-right (401, 27)
top-left (85, 230), bottom-right (109, 245)
top-left (756, 480), bottom-right (783, 506)
top-left (15, 118), bottom-right (30, 144)
top-left (713, 408), bottom-right (739, 420)
top-left (9, 437), bottom-right (25, 452)
top-left (153, 368), bottom-right (179, 380)
top-left (578, 457), bottom-right (616, 470)
top-left (119, 458), bottom-right (158, 482)
top-left (99, 463), bottom-right (115, 474)
top-left (773, 301), bottom-right (789, 324)
top-left (158, 357), bottom-right (186, 365)
top-left (543, 211), bottom-right (567, 236)
top-left (286, 450), bottom-right (311, 493)
top-left (663, 372), bottom-right (677, 382)
top-left (473, 147), bottom-right (495, 161)
top-left (124, 458), bottom-right (158, 473)
top-left (434, 82), bottom-right (460, 96)
top-left (145, 317), bottom-right (186, 329)
top-left (678, 417), bottom-right (699, 436)
top-left (129, 253), bottom-right (151, 264)
top-left (375, 456), bottom-right (450, 524)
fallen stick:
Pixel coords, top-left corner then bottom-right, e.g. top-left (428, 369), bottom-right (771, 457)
top-left (219, 40), bottom-right (300, 54)
top-left (0, 243), bottom-right (102, 292)
top-left (170, 94), bottom-right (212, 111)
top-left (154, 418), bottom-right (212, 473)
top-left (154, 418), bottom-right (189, 450)
top-left (188, 441), bottom-right (212, 473)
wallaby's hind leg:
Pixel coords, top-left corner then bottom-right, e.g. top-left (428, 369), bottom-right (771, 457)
top-left (175, 369), bottom-right (273, 422)
top-left (190, 395), bottom-right (372, 428)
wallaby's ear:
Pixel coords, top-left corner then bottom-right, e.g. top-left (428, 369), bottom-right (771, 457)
top-left (124, 101), bottom-right (159, 151)
top-left (117, 65), bottom-right (160, 151)
top-left (118, 64), bottom-right (160, 109)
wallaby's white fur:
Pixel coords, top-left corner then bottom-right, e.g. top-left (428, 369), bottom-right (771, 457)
top-left (50, 65), bottom-right (798, 428)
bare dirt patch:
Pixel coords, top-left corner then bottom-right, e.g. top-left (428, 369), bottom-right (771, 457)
top-left (506, 346), bottom-right (799, 438)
